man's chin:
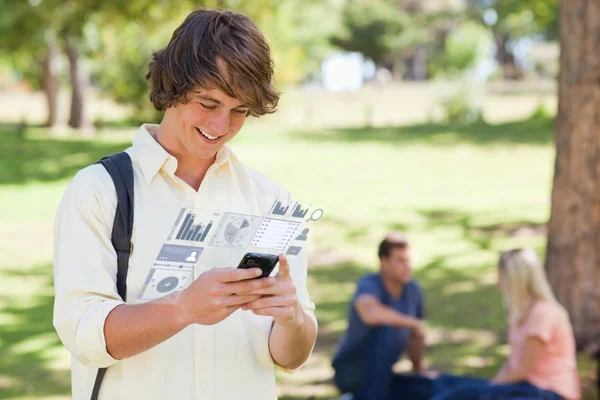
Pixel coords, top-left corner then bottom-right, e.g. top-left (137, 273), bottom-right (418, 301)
top-left (191, 147), bottom-right (219, 160)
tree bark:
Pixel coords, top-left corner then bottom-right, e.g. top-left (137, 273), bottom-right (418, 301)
top-left (494, 31), bottom-right (513, 80)
top-left (546, 0), bottom-right (600, 357)
top-left (65, 36), bottom-right (89, 131)
top-left (42, 41), bottom-right (59, 127)
top-left (411, 46), bottom-right (428, 81)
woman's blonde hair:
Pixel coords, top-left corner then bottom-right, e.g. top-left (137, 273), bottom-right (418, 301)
top-left (498, 248), bottom-right (563, 324)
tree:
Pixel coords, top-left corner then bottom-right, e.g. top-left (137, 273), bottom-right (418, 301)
top-left (0, 0), bottom-right (191, 130)
top-left (332, 0), bottom-right (428, 68)
top-left (545, 0), bottom-right (600, 390)
top-left (0, 0), bottom-right (61, 127)
top-left (2, 0), bottom-right (338, 125)
top-left (468, 0), bottom-right (559, 79)
top-left (92, 0), bottom-right (338, 120)
top-left (444, 21), bottom-right (494, 73)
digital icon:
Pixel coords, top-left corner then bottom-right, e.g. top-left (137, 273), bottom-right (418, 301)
top-left (139, 267), bottom-right (192, 300)
top-left (185, 250), bottom-right (199, 262)
top-left (307, 208), bottom-right (324, 222)
top-left (286, 246), bottom-right (302, 256)
top-left (224, 217), bottom-right (251, 244)
top-left (173, 211), bottom-right (214, 242)
top-left (295, 228), bottom-right (309, 241)
top-left (270, 200), bottom-right (290, 216)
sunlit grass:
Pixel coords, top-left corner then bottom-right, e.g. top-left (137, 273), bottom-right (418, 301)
top-left (0, 116), bottom-right (596, 399)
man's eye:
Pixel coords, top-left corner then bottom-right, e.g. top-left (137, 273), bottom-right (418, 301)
top-left (233, 109), bottom-right (248, 115)
top-left (200, 103), bottom-right (217, 110)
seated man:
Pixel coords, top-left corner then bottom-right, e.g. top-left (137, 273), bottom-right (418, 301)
top-left (332, 232), bottom-right (431, 400)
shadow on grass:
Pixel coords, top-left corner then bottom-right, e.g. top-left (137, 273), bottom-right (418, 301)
top-left (290, 115), bottom-right (554, 147)
top-left (414, 256), bottom-right (505, 333)
top-left (0, 124), bottom-right (130, 185)
top-left (417, 208), bottom-right (547, 251)
top-left (0, 264), bottom-right (69, 399)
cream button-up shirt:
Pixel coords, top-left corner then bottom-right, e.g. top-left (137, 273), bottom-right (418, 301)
top-left (53, 124), bottom-right (315, 400)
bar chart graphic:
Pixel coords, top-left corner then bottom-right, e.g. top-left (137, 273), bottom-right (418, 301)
top-left (270, 200), bottom-right (290, 216)
top-left (290, 203), bottom-right (309, 218)
top-left (172, 211), bottom-right (213, 243)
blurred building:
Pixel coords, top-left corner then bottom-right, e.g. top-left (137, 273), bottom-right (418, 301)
top-left (321, 52), bottom-right (368, 92)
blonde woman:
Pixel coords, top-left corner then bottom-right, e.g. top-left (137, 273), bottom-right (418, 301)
top-left (431, 248), bottom-right (581, 400)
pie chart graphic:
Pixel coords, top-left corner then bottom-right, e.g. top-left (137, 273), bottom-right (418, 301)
top-left (224, 217), bottom-right (251, 244)
top-left (156, 277), bottom-right (179, 293)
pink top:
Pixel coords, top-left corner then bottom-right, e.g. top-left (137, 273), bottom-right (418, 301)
top-left (507, 301), bottom-right (581, 400)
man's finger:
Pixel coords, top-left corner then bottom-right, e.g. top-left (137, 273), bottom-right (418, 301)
top-left (243, 295), bottom-right (296, 310)
top-left (224, 276), bottom-right (276, 294)
top-left (276, 254), bottom-right (290, 279)
top-left (238, 280), bottom-right (296, 296)
top-left (222, 294), bottom-right (262, 307)
top-left (251, 307), bottom-right (292, 318)
top-left (215, 267), bottom-right (262, 283)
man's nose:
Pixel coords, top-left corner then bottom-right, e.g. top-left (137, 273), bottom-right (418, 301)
top-left (208, 110), bottom-right (230, 136)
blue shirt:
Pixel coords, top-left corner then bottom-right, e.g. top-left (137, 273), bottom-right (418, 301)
top-left (332, 273), bottom-right (424, 394)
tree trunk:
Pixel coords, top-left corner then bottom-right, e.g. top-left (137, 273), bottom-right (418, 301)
top-left (597, 351), bottom-right (600, 396)
top-left (42, 41), bottom-right (59, 127)
top-left (65, 36), bottom-right (89, 131)
top-left (411, 46), bottom-right (428, 81)
top-left (546, 0), bottom-right (600, 358)
top-left (494, 31), bottom-right (512, 80)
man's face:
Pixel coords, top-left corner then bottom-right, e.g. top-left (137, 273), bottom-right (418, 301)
top-left (381, 247), bottom-right (412, 284)
top-left (166, 87), bottom-right (249, 161)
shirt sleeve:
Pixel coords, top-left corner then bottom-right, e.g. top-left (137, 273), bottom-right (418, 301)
top-left (351, 275), bottom-right (382, 307)
top-left (53, 166), bottom-right (125, 369)
top-left (522, 302), bottom-right (555, 343)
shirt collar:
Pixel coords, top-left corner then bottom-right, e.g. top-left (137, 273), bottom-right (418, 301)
top-left (130, 124), bottom-right (232, 184)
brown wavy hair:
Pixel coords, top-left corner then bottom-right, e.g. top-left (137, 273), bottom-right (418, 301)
top-left (146, 9), bottom-right (279, 117)
top-left (378, 231), bottom-right (409, 259)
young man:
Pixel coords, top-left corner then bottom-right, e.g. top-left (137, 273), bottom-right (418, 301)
top-left (53, 9), bottom-right (317, 400)
top-left (332, 232), bottom-right (429, 400)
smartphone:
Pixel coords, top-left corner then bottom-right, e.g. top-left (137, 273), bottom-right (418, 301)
top-left (237, 252), bottom-right (279, 278)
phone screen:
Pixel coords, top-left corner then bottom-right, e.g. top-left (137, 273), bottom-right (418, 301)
top-left (238, 252), bottom-right (279, 278)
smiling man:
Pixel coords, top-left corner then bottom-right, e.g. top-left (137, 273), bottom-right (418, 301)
top-left (53, 9), bottom-right (317, 400)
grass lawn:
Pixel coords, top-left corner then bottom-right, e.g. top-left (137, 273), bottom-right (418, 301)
top-left (0, 116), bottom-right (597, 399)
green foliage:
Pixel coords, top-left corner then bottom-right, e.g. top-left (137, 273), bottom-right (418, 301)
top-left (0, 0), bottom-right (60, 89)
top-left (469, 0), bottom-right (559, 40)
top-left (227, 0), bottom-right (339, 85)
top-left (528, 100), bottom-right (553, 120)
top-left (90, 10), bottom-right (191, 122)
top-left (90, 1), bottom-right (338, 119)
top-left (333, 0), bottom-right (428, 65)
top-left (434, 74), bottom-right (486, 124)
top-left (0, 59), bottom-right (18, 90)
top-left (444, 21), bottom-right (495, 73)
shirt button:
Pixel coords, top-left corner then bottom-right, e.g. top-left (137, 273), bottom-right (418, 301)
top-left (200, 343), bottom-right (206, 351)
top-left (201, 385), bottom-right (206, 392)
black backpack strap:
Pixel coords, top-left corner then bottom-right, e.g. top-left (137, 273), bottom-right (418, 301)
top-left (91, 151), bottom-right (134, 400)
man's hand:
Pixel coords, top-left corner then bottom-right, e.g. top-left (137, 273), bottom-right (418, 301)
top-left (176, 267), bottom-right (277, 326)
top-left (240, 254), bottom-right (305, 328)
top-left (407, 319), bottom-right (426, 375)
top-left (410, 318), bottom-right (425, 340)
